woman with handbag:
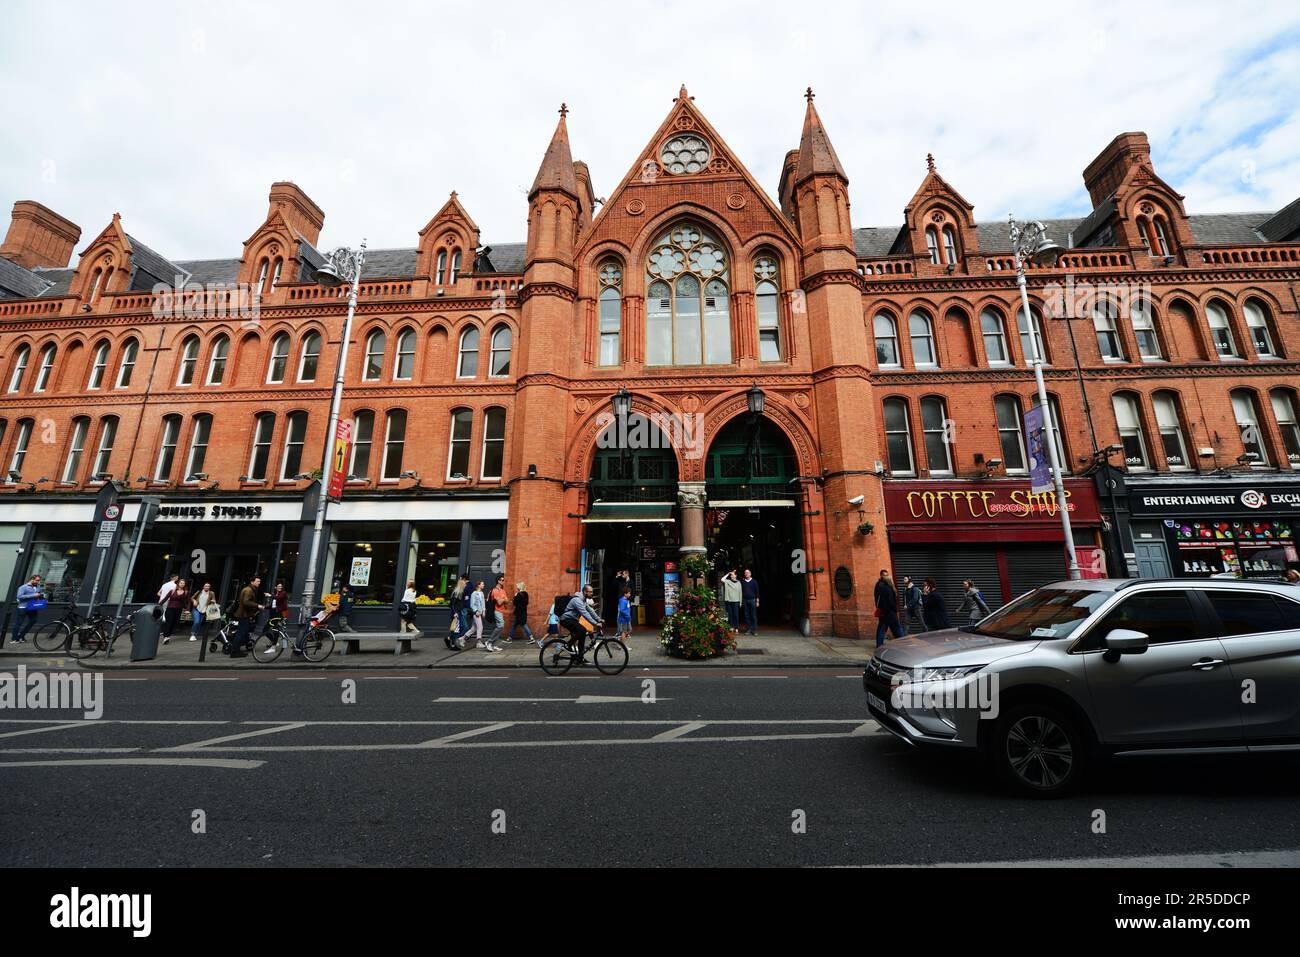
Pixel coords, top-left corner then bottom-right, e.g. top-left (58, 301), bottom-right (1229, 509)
top-left (399, 581), bottom-right (419, 634)
top-left (191, 582), bottom-right (218, 642)
top-left (162, 580), bottom-right (189, 644)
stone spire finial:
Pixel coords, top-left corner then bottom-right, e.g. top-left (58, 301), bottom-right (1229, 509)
top-left (926, 153), bottom-right (936, 173)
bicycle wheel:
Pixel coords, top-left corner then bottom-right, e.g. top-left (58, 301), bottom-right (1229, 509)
top-left (539, 636), bottom-right (575, 675)
top-left (66, 624), bottom-right (107, 660)
top-left (34, 620), bottom-right (73, 652)
top-left (251, 632), bottom-right (284, 663)
top-left (300, 627), bottom-right (335, 662)
top-left (592, 638), bottom-right (628, 675)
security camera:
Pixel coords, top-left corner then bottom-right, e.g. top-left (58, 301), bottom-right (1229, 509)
top-left (848, 494), bottom-right (865, 507)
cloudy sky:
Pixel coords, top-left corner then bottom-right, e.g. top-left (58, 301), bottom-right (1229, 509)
top-left (2, 0), bottom-right (1298, 262)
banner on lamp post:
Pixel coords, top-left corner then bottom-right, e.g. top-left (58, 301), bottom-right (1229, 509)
top-left (1023, 404), bottom-right (1052, 495)
top-left (328, 419), bottom-right (352, 500)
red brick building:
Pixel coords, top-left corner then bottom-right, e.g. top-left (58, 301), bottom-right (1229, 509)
top-left (0, 88), bottom-right (1298, 637)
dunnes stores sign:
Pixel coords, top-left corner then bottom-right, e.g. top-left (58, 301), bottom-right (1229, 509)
top-left (157, 504), bottom-right (264, 521)
top-left (1129, 485), bottom-right (1300, 517)
top-left (884, 480), bottom-right (1101, 524)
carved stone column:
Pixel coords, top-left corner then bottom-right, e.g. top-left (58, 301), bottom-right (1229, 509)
top-left (677, 481), bottom-right (708, 558)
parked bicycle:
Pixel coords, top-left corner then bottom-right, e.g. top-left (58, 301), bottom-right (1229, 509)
top-left (65, 612), bottom-right (134, 660)
top-left (251, 612), bottom-right (335, 663)
top-left (33, 604), bottom-right (88, 652)
top-left (539, 622), bottom-right (628, 675)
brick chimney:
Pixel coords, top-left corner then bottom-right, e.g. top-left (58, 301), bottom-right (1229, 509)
top-left (267, 182), bottom-right (325, 247)
top-left (1082, 132), bottom-right (1152, 207)
top-left (0, 201), bottom-right (81, 269)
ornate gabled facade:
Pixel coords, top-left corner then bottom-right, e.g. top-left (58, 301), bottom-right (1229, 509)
top-left (0, 91), bottom-right (1298, 639)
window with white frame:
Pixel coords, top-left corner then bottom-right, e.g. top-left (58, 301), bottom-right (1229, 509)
top-left (450, 250), bottom-right (461, 283)
top-left (280, 411), bottom-right (308, 480)
top-left (1271, 390), bottom-right (1300, 467)
top-left (1231, 390), bottom-right (1269, 466)
top-left (1130, 299), bottom-right (1162, 360)
top-left (1205, 301), bottom-right (1239, 358)
top-left (481, 408), bottom-right (506, 479)
top-left (921, 397), bottom-right (952, 474)
top-left (91, 417), bottom-right (117, 479)
top-left (597, 260), bottom-right (622, 366)
top-left (755, 256), bottom-right (782, 362)
top-left (34, 344), bottom-right (56, 392)
top-left (247, 412), bottom-right (275, 481)
top-left (1244, 300), bottom-right (1278, 358)
top-left (61, 417), bottom-right (89, 483)
top-left (458, 328), bottom-right (479, 378)
top-left (363, 330), bottom-right (386, 381)
top-left (381, 409), bottom-right (407, 480)
top-left (206, 335), bottom-right (230, 385)
top-left (435, 251), bottom-right (447, 286)
top-left (87, 342), bottom-right (109, 390)
top-left (298, 332), bottom-right (321, 382)
top-left (925, 228), bottom-right (940, 265)
top-left (874, 314), bottom-right (900, 367)
top-left (1017, 307), bottom-right (1048, 365)
top-left (883, 398), bottom-right (915, 475)
top-left (176, 336), bottom-right (199, 386)
top-left (394, 329), bottom-right (417, 380)
top-left (349, 410), bottom-right (374, 480)
top-left (155, 415), bottom-right (181, 481)
top-left (1112, 393), bottom-right (1150, 470)
top-left (8, 419), bottom-right (32, 479)
top-left (489, 326), bottom-right (511, 377)
top-left (8, 345), bottom-right (30, 393)
top-left (981, 309), bottom-right (1009, 365)
top-left (184, 414), bottom-right (212, 480)
top-left (1152, 391), bottom-right (1190, 470)
top-left (942, 226), bottom-right (958, 265)
top-left (266, 333), bottom-right (290, 383)
top-left (447, 409), bottom-right (473, 479)
top-left (909, 312), bottom-right (937, 366)
top-left (995, 395), bottom-right (1028, 473)
top-left (644, 223), bottom-right (731, 366)
top-left (115, 339), bottom-right (137, 388)
top-left (1093, 299), bottom-right (1126, 361)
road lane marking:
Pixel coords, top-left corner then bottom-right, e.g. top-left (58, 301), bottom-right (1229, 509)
top-left (650, 721), bottom-right (707, 741)
top-left (362, 676), bottom-right (419, 680)
top-left (275, 677), bottom-right (328, 681)
top-left (0, 722), bottom-right (99, 739)
top-left (434, 697), bottom-right (573, 703)
top-left (0, 757), bottom-right (263, 770)
top-left (730, 675), bottom-right (788, 679)
top-left (420, 722), bottom-right (515, 746)
top-left (161, 722), bottom-right (308, 751)
top-left (191, 677), bottom-right (239, 682)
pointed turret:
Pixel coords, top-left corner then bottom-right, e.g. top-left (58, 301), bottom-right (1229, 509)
top-left (529, 104), bottom-right (579, 201)
top-left (793, 88), bottom-right (847, 186)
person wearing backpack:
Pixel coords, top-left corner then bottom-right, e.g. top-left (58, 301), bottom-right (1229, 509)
top-left (957, 579), bottom-right (993, 626)
top-left (900, 575), bottom-right (923, 635)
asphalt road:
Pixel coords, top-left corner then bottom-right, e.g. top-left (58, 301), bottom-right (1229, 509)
top-left (3, 667), bottom-right (1299, 867)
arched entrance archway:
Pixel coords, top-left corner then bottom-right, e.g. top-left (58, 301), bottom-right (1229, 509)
top-left (584, 413), bottom-right (680, 624)
top-left (704, 417), bottom-right (805, 630)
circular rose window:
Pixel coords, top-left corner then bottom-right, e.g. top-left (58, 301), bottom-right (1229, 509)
top-left (660, 134), bottom-right (711, 175)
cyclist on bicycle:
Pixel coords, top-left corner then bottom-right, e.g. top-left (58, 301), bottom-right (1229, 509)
top-left (559, 584), bottom-right (602, 663)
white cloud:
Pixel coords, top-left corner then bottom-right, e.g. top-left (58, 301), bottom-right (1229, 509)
top-left (0, 0), bottom-right (1296, 262)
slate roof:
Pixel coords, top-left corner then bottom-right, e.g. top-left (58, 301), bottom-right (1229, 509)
top-left (125, 233), bottom-right (189, 288)
top-left (0, 256), bottom-right (53, 299)
top-left (1258, 197), bottom-right (1300, 242)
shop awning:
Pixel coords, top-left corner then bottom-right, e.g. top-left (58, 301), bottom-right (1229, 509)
top-left (707, 499), bottom-right (797, 508)
top-left (582, 503), bottom-right (675, 524)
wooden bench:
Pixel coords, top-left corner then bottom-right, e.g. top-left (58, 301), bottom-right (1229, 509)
top-left (337, 631), bottom-right (421, 656)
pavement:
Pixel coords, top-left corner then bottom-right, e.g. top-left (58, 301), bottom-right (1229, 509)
top-left (3, 668), bottom-right (1298, 867)
top-left (0, 626), bottom-right (878, 670)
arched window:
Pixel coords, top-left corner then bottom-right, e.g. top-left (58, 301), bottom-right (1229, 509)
top-left (1093, 298), bottom-right (1126, 361)
top-left (87, 268), bottom-right (103, 304)
top-left (1017, 306), bottom-right (1049, 365)
top-left (91, 416), bottom-right (118, 480)
top-left (450, 249), bottom-right (462, 283)
top-left (920, 397), bottom-right (952, 474)
top-left (909, 311), bottom-right (937, 367)
top-left (1112, 393), bottom-right (1150, 470)
top-left (882, 398), bottom-right (915, 475)
top-left (995, 395), bottom-right (1027, 473)
top-left (435, 251), bottom-right (447, 286)
top-left (942, 226), bottom-right (958, 265)
top-left (176, 336), bottom-right (199, 386)
top-left (247, 412), bottom-right (276, 482)
top-left (1030, 393), bottom-right (1070, 474)
top-left (270, 258), bottom-right (283, 290)
top-left (754, 255), bottom-right (782, 362)
top-left (980, 309), bottom-right (1009, 365)
top-left (1151, 217), bottom-right (1172, 257)
top-left (8, 419), bottom-right (33, 479)
top-left (874, 313), bottom-right (900, 367)
top-left (155, 415), bottom-right (182, 481)
top-left (115, 338), bottom-right (138, 388)
top-left (363, 330), bottom-right (386, 381)
top-left (394, 328), bottom-right (417, 380)
top-left (645, 223), bottom-right (731, 366)
top-left (184, 413), bottom-right (212, 481)
top-left (8, 344), bottom-right (30, 393)
top-left (298, 332), bottom-right (321, 382)
top-left (1231, 390), bottom-right (1269, 466)
top-left (349, 410), bottom-right (374, 480)
top-left (447, 408), bottom-right (473, 479)
top-left (1270, 390), bottom-right (1300, 467)
top-left (1152, 391), bottom-right (1190, 470)
top-left (206, 335), bottom-right (230, 385)
top-left (382, 409), bottom-right (407, 480)
top-left (61, 417), bottom-right (90, 484)
top-left (266, 332), bottom-right (290, 383)
top-left (87, 341), bottom-right (110, 390)
top-left (489, 326), bottom-right (511, 377)
top-left (1244, 299), bottom-right (1279, 358)
top-left (1205, 301), bottom-right (1239, 358)
top-left (597, 260), bottom-right (623, 366)
top-left (1131, 299), bottom-right (1162, 360)
top-left (280, 411), bottom-right (308, 480)
top-left (457, 327), bottom-right (479, 378)
top-left (481, 408), bottom-right (506, 479)
top-left (256, 258), bottom-right (270, 293)
top-left (34, 344), bottom-right (56, 392)
top-left (925, 227), bottom-right (940, 265)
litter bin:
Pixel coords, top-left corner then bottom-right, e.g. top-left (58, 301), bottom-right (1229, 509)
top-left (130, 604), bottom-right (164, 661)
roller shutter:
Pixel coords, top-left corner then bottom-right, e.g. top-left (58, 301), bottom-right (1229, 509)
top-left (890, 545), bottom-right (1002, 616)
top-left (1003, 544), bottom-right (1068, 600)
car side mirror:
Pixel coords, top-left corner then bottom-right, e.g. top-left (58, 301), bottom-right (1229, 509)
top-left (1102, 628), bottom-right (1149, 662)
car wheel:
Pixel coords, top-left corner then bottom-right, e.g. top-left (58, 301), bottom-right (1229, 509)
top-left (990, 702), bottom-right (1088, 798)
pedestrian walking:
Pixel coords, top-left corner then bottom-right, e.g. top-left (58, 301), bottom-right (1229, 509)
top-left (458, 580), bottom-right (487, 651)
top-left (191, 582), bottom-right (216, 642)
top-left (921, 578), bottom-right (953, 631)
top-left (611, 569), bottom-right (629, 621)
top-left (157, 573), bottom-right (179, 606)
top-left (546, 604), bottom-right (560, 639)
top-left (617, 587), bottom-right (633, 643)
top-left (873, 569), bottom-right (903, 648)
top-left (398, 581), bottom-right (419, 634)
top-left (740, 568), bottom-right (760, 636)
top-left (230, 576), bottom-right (264, 657)
top-left (9, 574), bottom-right (45, 645)
top-left (161, 579), bottom-right (189, 643)
top-left (335, 583), bottom-right (356, 633)
top-left (446, 576), bottom-right (467, 648)
top-left (486, 575), bottom-right (508, 647)
top-left (956, 579), bottom-right (992, 625)
top-left (509, 582), bottom-right (537, 646)
top-left (721, 568), bottom-right (742, 630)
top-left (900, 575), bottom-right (923, 634)
top-left (271, 583), bottom-right (290, 621)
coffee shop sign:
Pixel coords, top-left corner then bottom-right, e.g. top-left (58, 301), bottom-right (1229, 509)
top-left (903, 488), bottom-right (1076, 520)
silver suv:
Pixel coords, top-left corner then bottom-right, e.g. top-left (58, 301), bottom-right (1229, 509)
top-left (862, 578), bottom-right (1300, 797)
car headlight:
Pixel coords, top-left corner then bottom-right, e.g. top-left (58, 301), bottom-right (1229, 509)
top-left (895, 664), bottom-right (986, 684)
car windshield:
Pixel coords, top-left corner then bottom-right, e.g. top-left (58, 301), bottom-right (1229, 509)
top-left (969, 587), bottom-right (1112, 641)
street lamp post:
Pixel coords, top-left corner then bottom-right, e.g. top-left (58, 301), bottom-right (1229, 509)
top-left (1008, 216), bottom-right (1081, 581)
top-left (298, 240), bottom-right (367, 628)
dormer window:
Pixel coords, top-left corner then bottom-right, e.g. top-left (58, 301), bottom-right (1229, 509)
top-left (450, 249), bottom-right (461, 283)
top-left (942, 226), bottom-right (958, 264)
top-left (925, 228), bottom-right (940, 265)
top-left (435, 251), bottom-right (447, 286)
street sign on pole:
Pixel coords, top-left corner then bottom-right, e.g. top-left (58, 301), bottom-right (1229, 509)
top-left (328, 418), bottom-right (352, 500)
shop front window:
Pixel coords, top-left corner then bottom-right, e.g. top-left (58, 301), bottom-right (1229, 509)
top-left (25, 525), bottom-right (94, 605)
top-left (409, 522), bottom-right (463, 604)
top-left (324, 523), bottom-right (403, 605)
